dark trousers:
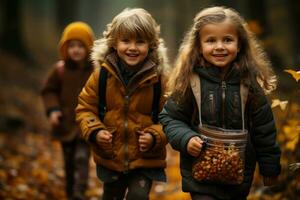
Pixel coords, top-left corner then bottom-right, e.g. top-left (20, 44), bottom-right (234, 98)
top-left (102, 171), bottom-right (153, 200)
top-left (191, 193), bottom-right (217, 200)
top-left (62, 138), bottom-right (90, 200)
top-left (191, 193), bottom-right (247, 200)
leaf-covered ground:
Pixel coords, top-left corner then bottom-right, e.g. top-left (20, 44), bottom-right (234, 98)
top-left (1, 52), bottom-right (300, 199)
top-left (0, 131), bottom-right (190, 200)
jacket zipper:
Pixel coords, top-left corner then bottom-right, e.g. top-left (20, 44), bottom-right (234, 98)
top-left (112, 65), bottom-right (156, 173)
top-left (124, 94), bottom-right (130, 173)
top-left (209, 92), bottom-right (215, 122)
top-left (221, 81), bottom-right (226, 128)
top-left (122, 73), bottom-right (156, 173)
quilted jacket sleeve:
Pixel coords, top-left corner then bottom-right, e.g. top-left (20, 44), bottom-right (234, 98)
top-left (41, 65), bottom-right (61, 116)
top-left (249, 87), bottom-right (281, 177)
top-left (76, 69), bottom-right (106, 141)
top-left (159, 90), bottom-right (199, 155)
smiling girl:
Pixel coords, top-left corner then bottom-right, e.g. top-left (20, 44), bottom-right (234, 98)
top-left (159, 6), bottom-right (281, 200)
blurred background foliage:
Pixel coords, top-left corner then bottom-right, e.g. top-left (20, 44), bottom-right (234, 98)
top-left (0, 0), bottom-right (300, 199)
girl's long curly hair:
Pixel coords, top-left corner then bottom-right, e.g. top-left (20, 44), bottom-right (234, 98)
top-left (168, 6), bottom-right (277, 98)
top-left (91, 8), bottom-right (169, 74)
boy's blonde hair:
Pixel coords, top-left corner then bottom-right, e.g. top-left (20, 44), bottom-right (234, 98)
top-left (169, 6), bottom-right (277, 97)
top-left (92, 8), bottom-right (169, 73)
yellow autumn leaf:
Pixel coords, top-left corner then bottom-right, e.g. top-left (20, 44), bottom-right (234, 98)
top-left (277, 132), bottom-right (286, 143)
top-left (32, 168), bottom-right (49, 183)
top-left (286, 137), bottom-right (298, 151)
top-left (271, 99), bottom-right (288, 110)
top-left (283, 125), bottom-right (299, 140)
top-left (283, 124), bottom-right (300, 151)
top-left (273, 193), bottom-right (283, 200)
top-left (284, 69), bottom-right (300, 82)
top-left (287, 119), bottom-right (300, 126)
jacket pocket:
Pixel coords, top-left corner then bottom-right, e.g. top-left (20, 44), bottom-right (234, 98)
top-left (207, 91), bottom-right (217, 124)
top-left (86, 117), bottom-right (101, 129)
top-left (231, 91), bottom-right (242, 126)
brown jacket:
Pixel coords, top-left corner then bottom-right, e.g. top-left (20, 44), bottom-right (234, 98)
top-left (41, 60), bottom-right (94, 141)
top-left (76, 53), bottom-right (168, 172)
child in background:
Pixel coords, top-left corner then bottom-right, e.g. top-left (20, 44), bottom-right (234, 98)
top-left (75, 8), bottom-right (170, 200)
top-left (41, 21), bottom-right (95, 200)
top-left (159, 6), bottom-right (281, 200)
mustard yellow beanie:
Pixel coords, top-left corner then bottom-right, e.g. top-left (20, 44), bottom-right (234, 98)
top-left (59, 21), bottom-right (95, 60)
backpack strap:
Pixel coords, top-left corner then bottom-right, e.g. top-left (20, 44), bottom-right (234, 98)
top-left (151, 78), bottom-right (161, 124)
top-left (56, 60), bottom-right (65, 82)
top-left (190, 73), bottom-right (202, 126)
top-left (98, 68), bottom-right (108, 121)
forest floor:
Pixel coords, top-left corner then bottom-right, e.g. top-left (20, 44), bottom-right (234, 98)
top-left (0, 52), bottom-right (300, 200)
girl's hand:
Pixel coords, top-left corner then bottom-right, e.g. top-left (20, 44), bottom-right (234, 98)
top-left (96, 130), bottom-right (113, 148)
top-left (49, 111), bottom-right (62, 127)
top-left (137, 131), bottom-right (154, 152)
top-left (187, 136), bottom-right (203, 157)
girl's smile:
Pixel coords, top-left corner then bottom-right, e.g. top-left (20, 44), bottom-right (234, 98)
top-left (200, 20), bottom-right (239, 69)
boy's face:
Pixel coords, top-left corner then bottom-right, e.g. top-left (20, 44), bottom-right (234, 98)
top-left (67, 40), bottom-right (87, 62)
top-left (115, 37), bottom-right (150, 68)
top-left (199, 20), bottom-right (239, 69)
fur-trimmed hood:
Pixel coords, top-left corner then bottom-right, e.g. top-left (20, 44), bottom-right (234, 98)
top-left (90, 38), bottom-right (170, 76)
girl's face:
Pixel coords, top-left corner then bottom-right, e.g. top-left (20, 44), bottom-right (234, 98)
top-left (199, 20), bottom-right (239, 69)
top-left (115, 37), bottom-right (150, 68)
top-left (67, 40), bottom-right (87, 62)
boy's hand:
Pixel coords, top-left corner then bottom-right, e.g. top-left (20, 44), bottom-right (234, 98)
top-left (96, 130), bottom-right (113, 147)
top-left (49, 111), bottom-right (62, 127)
top-left (187, 136), bottom-right (203, 157)
top-left (137, 131), bottom-right (154, 152)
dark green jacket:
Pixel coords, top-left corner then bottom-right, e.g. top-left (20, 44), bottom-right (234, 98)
top-left (159, 65), bottom-right (281, 199)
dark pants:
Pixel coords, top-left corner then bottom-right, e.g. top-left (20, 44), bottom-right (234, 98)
top-left (191, 193), bottom-right (217, 200)
top-left (191, 193), bottom-right (247, 200)
top-left (102, 171), bottom-right (153, 200)
top-left (62, 138), bottom-right (90, 200)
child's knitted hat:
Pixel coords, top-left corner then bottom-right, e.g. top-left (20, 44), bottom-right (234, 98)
top-left (59, 21), bottom-right (95, 60)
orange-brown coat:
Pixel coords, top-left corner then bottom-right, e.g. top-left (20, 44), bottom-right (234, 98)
top-left (76, 54), bottom-right (168, 172)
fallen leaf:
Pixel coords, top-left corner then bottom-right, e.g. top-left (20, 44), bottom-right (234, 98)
top-left (271, 99), bottom-right (288, 110)
top-left (284, 69), bottom-right (300, 82)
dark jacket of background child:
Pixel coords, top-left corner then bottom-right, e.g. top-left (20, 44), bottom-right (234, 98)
top-left (41, 60), bottom-right (93, 141)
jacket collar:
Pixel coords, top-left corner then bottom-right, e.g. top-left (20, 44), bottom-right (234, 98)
top-left (102, 52), bottom-right (159, 94)
top-left (194, 64), bottom-right (241, 84)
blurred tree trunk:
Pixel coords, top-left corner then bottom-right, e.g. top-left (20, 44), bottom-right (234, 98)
top-left (56, 0), bottom-right (79, 30)
top-left (249, 0), bottom-right (287, 72)
top-left (246, 0), bottom-right (269, 37)
top-left (287, 0), bottom-right (300, 64)
top-left (0, 0), bottom-right (29, 60)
